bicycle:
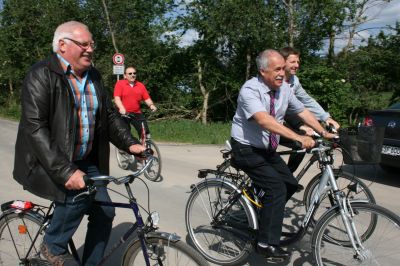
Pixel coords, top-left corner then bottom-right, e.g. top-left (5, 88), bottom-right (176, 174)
top-left (115, 113), bottom-right (162, 182)
top-left (0, 151), bottom-right (209, 266)
top-left (216, 136), bottom-right (376, 224)
top-left (185, 138), bottom-right (400, 265)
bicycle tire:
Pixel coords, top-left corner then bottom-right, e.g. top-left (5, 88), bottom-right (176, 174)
top-left (143, 140), bottom-right (162, 181)
top-left (115, 148), bottom-right (136, 170)
top-left (185, 180), bottom-right (254, 265)
top-left (216, 159), bottom-right (248, 186)
top-left (122, 236), bottom-right (209, 266)
top-left (304, 169), bottom-right (376, 223)
top-left (0, 211), bottom-right (45, 265)
top-left (311, 202), bottom-right (400, 265)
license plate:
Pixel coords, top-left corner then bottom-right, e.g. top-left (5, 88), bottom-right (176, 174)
top-left (382, 145), bottom-right (400, 156)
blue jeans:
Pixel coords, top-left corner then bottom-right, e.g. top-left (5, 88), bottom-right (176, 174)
top-left (43, 161), bottom-right (115, 265)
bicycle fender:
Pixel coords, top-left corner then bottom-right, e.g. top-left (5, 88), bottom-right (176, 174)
top-left (145, 231), bottom-right (181, 243)
top-left (191, 177), bottom-right (259, 230)
top-left (0, 207), bottom-right (44, 222)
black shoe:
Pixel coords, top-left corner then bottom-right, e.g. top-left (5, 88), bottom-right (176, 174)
top-left (256, 244), bottom-right (291, 260)
top-left (296, 184), bottom-right (304, 192)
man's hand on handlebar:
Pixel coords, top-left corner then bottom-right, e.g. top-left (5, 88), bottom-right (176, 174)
top-left (65, 169), bottom-right (86, 190)
top-left (129, 144), bottom-right (146, 155)
top-left (299, 125), bottom-right (315, 136)
top-left (297, 135), bottom-right (315, 149)
top-left (325, 118), bottom-right (340, 130)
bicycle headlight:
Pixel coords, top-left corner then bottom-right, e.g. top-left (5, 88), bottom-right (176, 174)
top-left (151, 211), bottom-right (160, 226)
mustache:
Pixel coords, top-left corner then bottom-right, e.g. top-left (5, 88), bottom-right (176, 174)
top-left (275, 76), bottom-right (283, 81)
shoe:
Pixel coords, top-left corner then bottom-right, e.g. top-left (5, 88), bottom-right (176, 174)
top-left (296, 184), bottom-right (304, 192)
top-left (256, 244), bottom-right (291, 260)
top-left (40, 242), bottom-right (79, 266)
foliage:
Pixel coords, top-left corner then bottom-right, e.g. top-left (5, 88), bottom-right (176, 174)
top-left (0, 0), bottom-right (398, 129)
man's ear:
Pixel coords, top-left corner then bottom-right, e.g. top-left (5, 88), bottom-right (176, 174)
top-left (58, 39), bottom-right (67, 53)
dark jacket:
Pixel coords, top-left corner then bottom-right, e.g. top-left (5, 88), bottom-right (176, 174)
top-left (13, 53), bottom-right (139, 202)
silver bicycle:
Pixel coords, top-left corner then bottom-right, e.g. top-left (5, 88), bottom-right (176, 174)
top-left (185, 138), bottom-right (400, 265)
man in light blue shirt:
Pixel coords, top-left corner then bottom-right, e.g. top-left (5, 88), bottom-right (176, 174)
top-left (279, 47), bottom-right (340, 172)
top-left (231, 49), bottom-right (335, 261)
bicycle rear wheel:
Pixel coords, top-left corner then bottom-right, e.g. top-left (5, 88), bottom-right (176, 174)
top-left (304, 169), bottom-right (375, 223)
top-left (312, 202), bottom-right (400, 265)
top-left (0, 211), bottom-right (45, 265)
top-left (122, 237), bottom-right (209, 266)
top-left (185, 180), bottom-right (254, 265)
top-left (216, 159), bottom-right (247, 186)
top-left (143, 140), bottom-right (162, 181)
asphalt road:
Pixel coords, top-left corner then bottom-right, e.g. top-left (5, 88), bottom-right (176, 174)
top-left (1, 118), bottom-right (399, 265)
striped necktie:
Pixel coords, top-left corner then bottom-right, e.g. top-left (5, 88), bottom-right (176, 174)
top-left (269, 90), bottom-right (278, 150)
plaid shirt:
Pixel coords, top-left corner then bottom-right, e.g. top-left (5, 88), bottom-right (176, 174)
top-left (57, 55), bottom-right (98, 160)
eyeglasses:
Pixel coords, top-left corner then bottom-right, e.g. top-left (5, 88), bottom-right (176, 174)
top-left (63, 38), bottom-right (95, 50)
top-left (126, 72), bottom-right (137, 76)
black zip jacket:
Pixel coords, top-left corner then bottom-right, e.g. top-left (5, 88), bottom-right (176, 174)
top-left (13, 53), bottom-right (139, 202)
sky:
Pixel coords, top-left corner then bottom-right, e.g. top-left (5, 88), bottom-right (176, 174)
top-left (178, 0), bottom-right (400, 54)
top-left (331, 0), bottom-right (400, 53)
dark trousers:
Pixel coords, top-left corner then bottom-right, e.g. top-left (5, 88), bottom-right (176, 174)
top-left (43, 160), bottom-right (115, 266)
top-left (279, 136), bottom-right (306, 173)
top-left (231, 138), bottom-right (298, 245)
top-left (126, 112), bottom-right (150, 138)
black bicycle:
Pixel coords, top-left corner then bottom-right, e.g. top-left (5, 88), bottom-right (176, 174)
top-left (115, 113), bottom-right (162, 182)
top-left (0, 151), bottom-right (208, 266)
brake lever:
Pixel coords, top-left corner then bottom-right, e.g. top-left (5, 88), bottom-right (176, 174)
top-left (72, 186), bottom-right (97, 202)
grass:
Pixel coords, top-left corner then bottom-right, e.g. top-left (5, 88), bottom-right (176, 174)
top-left (148, 119), bottom-right (231, 145)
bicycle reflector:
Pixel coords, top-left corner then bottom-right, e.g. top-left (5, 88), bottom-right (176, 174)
top-left (18, 224), bottom-right (28, 234)
top-left (11, 200), bottom-right (34, 210)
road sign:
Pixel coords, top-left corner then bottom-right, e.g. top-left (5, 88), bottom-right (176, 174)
top-left (113, 65), bottom-right (125, 75)
top-left (113, 53), bottom-right (124, 65)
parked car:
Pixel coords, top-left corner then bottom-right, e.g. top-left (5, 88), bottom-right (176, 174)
top-left (363, 102), bottom-right (400, 172)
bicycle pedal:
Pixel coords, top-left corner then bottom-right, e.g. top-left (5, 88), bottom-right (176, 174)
top-left (265, 256), bottom-right (291, 263)
top-left (29, 258), bottom-right (52, 266)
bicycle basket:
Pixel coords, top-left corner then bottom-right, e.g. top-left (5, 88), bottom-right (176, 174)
top-left (339, 126), bottom-right (385, 165)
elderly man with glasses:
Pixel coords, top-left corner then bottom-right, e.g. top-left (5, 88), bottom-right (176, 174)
top-left (114, 66), bottom-right (157, 139)
top-left (13, 21), bottom-right (145, 265)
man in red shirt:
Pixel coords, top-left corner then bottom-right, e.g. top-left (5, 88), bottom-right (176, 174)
top-left (114, 66), bottom-right (157, 138)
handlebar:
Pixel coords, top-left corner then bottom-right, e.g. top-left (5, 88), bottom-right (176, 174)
top-left (72, 149), bottom-right (155, 202)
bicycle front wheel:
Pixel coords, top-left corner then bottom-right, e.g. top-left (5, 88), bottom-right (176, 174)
top-left (122, 237), bottom-right (209, 266)
top-left (304, 169), bottom-right (376, 223)
top-left (115, 148), bottom-right (136, 170)
top-left (185, 180), bottom-right (254, 265)
top-left (312, 202), bottom-right (400, 265)
top-left (0, 211), bottom-right (45, 265)
top-left (143, 140), bottom-right (162, 181)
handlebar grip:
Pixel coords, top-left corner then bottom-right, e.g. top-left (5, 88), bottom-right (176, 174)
top-left (83, 175), bottom-right (93, 186)
top-left (293, 140), bottom-right (303, 150)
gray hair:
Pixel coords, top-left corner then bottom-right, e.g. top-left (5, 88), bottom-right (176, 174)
top-left (256, 49), bottom-right (279, 71)
top-left (52, 21), bottom-right (90, 52)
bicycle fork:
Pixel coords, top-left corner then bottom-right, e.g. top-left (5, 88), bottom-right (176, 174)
top-left (336, 197), bottom-right (372, 262)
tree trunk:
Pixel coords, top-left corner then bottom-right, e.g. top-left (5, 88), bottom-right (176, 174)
top-left (197, 59), bottom-right (208, 125)
top-left (283, 0), bottom-right (295, 47)
top-left (327, 30), bottom-right (336, 64)
top-left (8, 79), bottom-right (14, 96)
top-left (245, 49), bottom-right (251, 81)
top-left (101, 0), bottom-right (119, 53)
